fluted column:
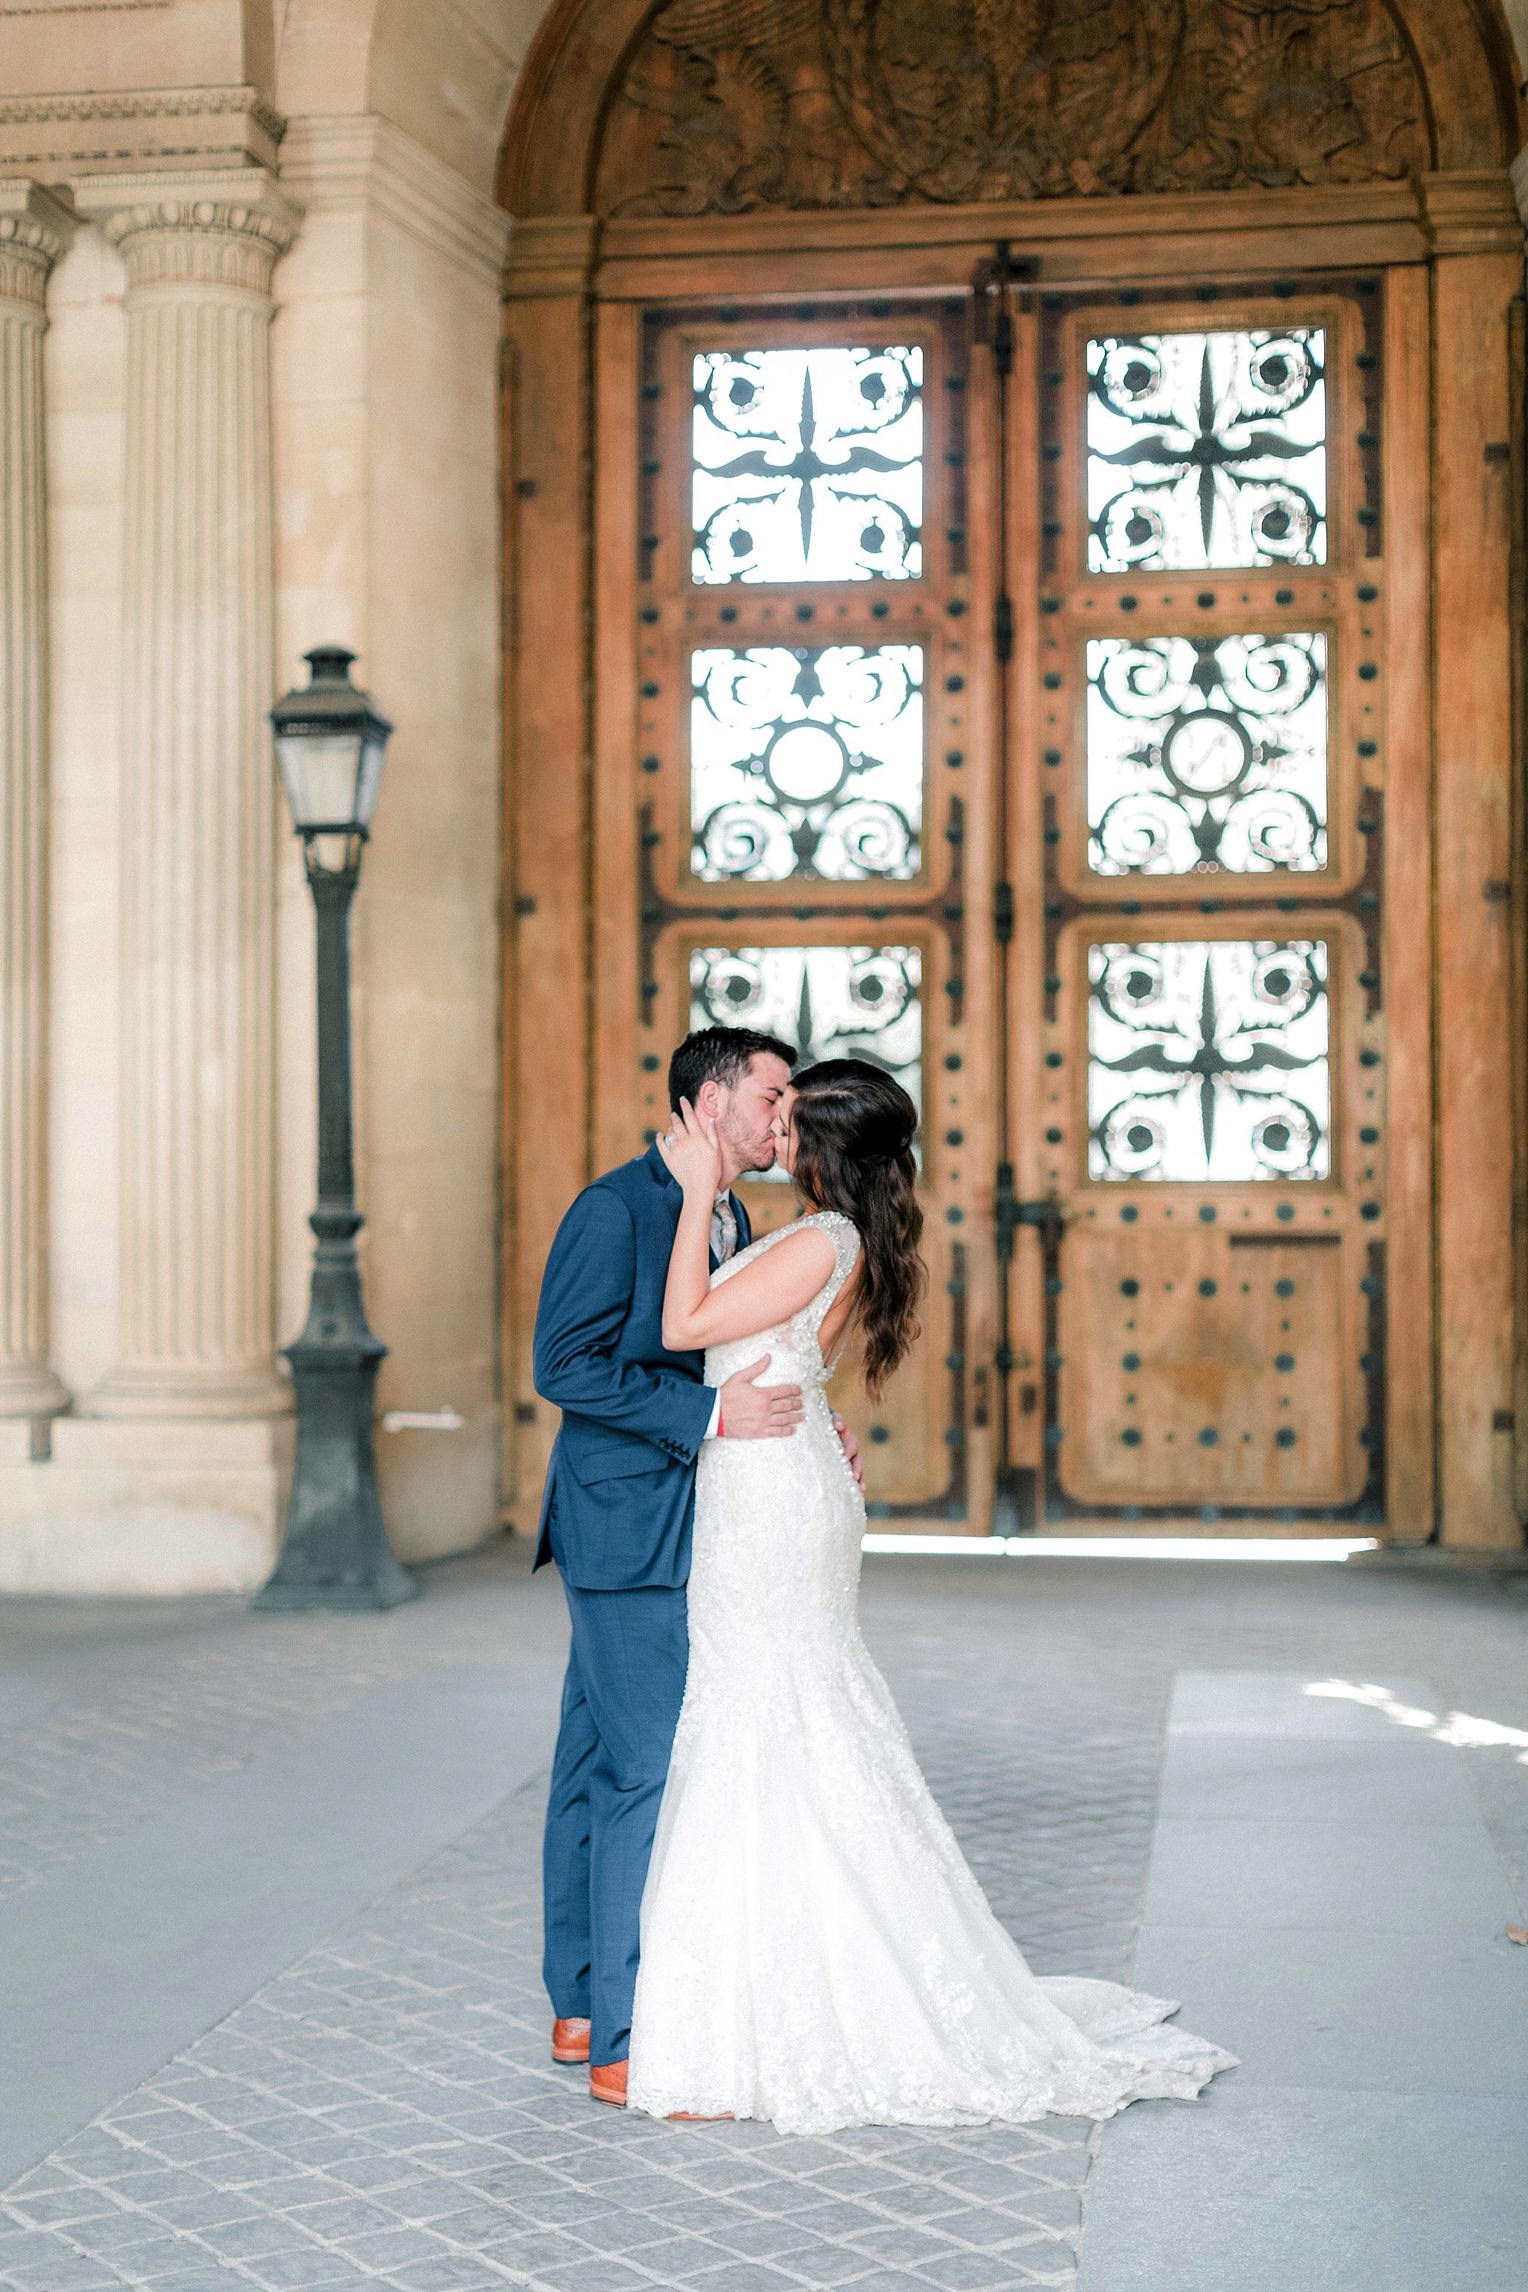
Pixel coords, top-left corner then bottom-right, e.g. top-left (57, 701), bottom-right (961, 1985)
top-left (0, 184), bottom-right (74, 1418)
top-left (78, 173), bottom-right (299, 1417)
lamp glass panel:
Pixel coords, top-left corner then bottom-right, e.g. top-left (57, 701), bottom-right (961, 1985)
top-left (276, 730), bottom-right (364, 829)
top-left (355, 728), bottom-right (389, 829)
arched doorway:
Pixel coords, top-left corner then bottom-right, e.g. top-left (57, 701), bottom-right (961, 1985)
top-left (498, 0), bottom-right (1527, 1544)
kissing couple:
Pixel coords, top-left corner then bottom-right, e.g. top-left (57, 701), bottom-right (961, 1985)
top-left (532, 1025), bottom-right (1233, 2133)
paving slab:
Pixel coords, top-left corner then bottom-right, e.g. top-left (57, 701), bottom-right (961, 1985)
top-left (1078, 2084), bottom-right (1528, 2292)
top-left (1132, 1919), bottom-right (1528, 2094)
top-left (1141, 1810), bottom-right (1519, 1929)
top-left (1155, 1731), bottom-right (1481, 1825)
top-left (1080, 1669), bottom-right (1528, 2292)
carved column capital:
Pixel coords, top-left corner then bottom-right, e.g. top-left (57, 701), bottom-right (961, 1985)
top-left (0, 181), bottom-right (76, 314)
top-left (75, 168), bottom-right (300, 298)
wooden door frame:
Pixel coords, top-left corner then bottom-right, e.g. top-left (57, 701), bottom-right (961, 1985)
top-left (498, 6), bottom-right (1528, 1549)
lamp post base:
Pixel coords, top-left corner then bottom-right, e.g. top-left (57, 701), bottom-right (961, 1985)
top-left (254, 1207), bottom-right (416, 1613)
top-left (254, 1336), bottom-right (417, 1611)
top-left (255, 1578), bottom-right (416, 1612)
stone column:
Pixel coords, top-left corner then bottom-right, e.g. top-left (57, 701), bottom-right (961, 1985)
top-left (0, 184), bottom-right (74, 1419)
top-left (77, 173), bottom-right (299, 1418)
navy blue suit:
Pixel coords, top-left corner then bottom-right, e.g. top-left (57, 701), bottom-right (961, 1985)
top-left (532, 1143), bottom-right (750, 2064)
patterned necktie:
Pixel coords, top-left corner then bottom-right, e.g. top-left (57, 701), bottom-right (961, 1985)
top-left (710, 1193), bottom-right (738, 1263)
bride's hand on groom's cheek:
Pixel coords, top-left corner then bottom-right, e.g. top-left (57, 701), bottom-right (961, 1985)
top-left (656, 1098), bottom-right (722, 1194)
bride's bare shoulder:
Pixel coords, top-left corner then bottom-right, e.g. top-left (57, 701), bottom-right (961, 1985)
top-left (743, 1218), bottom-right (837, 1268)
top-left (723, 1221), bottom-right (836, 1293)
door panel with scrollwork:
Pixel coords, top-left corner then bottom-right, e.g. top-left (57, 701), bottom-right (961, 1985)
top-left (609, 301), bottom-right (992, 1521)
top-left (595, 271), bottom-right (1393, 1534)
top-left (1025, 285), bottom-right (1387, 1523)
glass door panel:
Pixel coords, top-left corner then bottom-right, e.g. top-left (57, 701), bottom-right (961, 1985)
top-left (625, 296), bottom-right (986, 1522)
top-left (1049, 916), bottom-right (1375, 1514)
top-left (689, 641), bottom-right (926, 885)
top-left (1025, 280), bottom-right (1387, 1525)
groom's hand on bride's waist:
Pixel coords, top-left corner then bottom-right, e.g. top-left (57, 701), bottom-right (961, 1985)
top-left (718, 1358), bottom-right (805, 1438)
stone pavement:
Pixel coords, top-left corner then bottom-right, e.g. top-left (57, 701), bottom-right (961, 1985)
top-left (0, 1546), bottom-right (1525, 2292)
top-left (1081, 1664), bottom-right (1528, 2291)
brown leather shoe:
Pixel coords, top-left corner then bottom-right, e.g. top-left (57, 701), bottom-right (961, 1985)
top-left (667, 2110), bottom-right (734, 2121)
top-left (551, 2017), bottom-right (590, 2065)
top-left (589, 2058), bottom-right (628, 2107)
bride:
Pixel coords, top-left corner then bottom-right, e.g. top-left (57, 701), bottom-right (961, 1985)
top-left (632, 1057), bottom-right (1234, 2135)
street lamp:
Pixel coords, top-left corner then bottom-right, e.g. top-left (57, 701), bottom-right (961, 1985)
top-left (254, 647), bottom-right (416, 1611)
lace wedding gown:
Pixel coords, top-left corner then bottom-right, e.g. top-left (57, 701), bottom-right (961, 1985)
top-left (627, 1211), bottom-right (1236, 2134)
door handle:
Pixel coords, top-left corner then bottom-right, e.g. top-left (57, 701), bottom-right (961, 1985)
top-left (996, 1165), bottom-right (1069, 1259)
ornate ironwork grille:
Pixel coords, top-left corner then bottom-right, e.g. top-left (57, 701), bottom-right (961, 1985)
top-left (691, 945), bottom-right (923, 1132)
top-left (1032, 280), bottom-right (1386, 1525)
top-left (630, 300), bottom-right (974, 1517)
top-left (1087, 939), bottom-right (1331, 1184)
top-left (690, 644), bottom-right (924, 883)
top-left (692, 345), bottom-right (925, 584)
top-left (1086, 633), bottom-right (1328, 877)
top-left (1086, 328), bottom-right (1328, 572)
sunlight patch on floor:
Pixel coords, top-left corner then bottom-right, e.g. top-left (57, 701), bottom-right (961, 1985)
top-left (1305, 1676), bottom-right (1528, 1761)
top-left (863, 1534), bottom-right (1381, 1562)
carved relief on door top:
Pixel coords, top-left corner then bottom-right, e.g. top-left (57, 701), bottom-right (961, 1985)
top-left (595, 0), bottom-right (1429, 218)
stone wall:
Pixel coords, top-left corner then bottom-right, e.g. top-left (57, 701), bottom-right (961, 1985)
top-left (0, 0), bottom-right (541, 1589)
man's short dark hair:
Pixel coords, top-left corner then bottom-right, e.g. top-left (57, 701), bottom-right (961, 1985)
top-left (668, 1026), bottom-right (797, 1114)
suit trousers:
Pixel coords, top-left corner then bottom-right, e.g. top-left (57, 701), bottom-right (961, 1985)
top-left (542, 1547), bottom-right (689, 2066)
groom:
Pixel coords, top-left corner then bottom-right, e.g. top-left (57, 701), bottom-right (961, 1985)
top-left (533, 1026), bottom-right (861, 2107)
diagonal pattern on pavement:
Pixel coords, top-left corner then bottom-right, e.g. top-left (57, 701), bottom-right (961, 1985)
top-left (0, 1784), bottom-right (1093, 2291)
top-left (1, 1548), bottom-right (1525, 2292)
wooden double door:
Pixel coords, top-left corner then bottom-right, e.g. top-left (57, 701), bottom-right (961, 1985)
top-left (499, 0), bottom-right (1528, 1554)
top-left (579, 260), bottom-right (1408, 1534)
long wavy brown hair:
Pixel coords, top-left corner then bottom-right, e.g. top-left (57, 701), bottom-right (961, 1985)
top-left (789, 1059), bottom-right (924, 1399)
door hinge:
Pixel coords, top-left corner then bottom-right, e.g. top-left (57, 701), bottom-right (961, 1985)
top-left (994, 881), bottom-right (1014, 945)
top-left (994, 592), bottom-right (1014, 664)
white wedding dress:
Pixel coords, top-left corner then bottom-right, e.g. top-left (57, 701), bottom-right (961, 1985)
top-left (627, 1211), bottom-right (1236, 2134)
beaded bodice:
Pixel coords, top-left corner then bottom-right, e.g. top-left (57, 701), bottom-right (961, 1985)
top-left (703, 1209), bottom-right (861, 1395)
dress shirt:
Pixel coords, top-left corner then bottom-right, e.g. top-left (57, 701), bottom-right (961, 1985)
top-left (704, 1191), bottom-right (738, 1438)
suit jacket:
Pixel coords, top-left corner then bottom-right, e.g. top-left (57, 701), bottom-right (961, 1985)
top-left (531, 1143), bottom-right (752, 1590)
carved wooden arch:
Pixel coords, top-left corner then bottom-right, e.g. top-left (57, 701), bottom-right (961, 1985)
top-left (497, 0), bottom-right (1523, 219)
